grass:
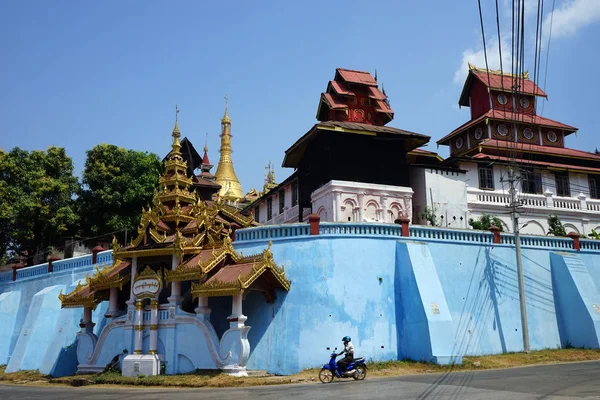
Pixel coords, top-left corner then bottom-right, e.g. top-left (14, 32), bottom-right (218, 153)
top-left (2, 348), bottom-right (600, 389)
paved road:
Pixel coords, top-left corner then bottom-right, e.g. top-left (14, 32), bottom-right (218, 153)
top-left (2, 361), bottom-right (600, 399)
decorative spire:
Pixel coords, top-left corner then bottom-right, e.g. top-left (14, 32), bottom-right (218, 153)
top-left (221, 94), bottom-right (231, 124)
top-left (171, 105), bottom-right (182, 157)
top-left (214, 96), bottom-right (243, 201)
top-left (202, 133), bottom-right (211, 167)
top-left (374, 69), bottom-right (378, 82)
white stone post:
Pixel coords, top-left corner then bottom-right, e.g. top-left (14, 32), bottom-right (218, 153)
top-left (195, 296), bottom-right (211, 320)
top-left (127, 256), bottom-right (138, 311)
top-left (577, 193), bottom-right (587, 210)
top-left (381, 195), bottom-right (389, 222)
top-left (168, 254), bottom-right (182, 306)
top-left (107, 287), bottom-right (119, 317)
top-left (544, 190), bottom-right (554, 208)
top-left (149, 299), bottom-right (158, 355)
top-left (134, 299), bottom-right (144, 354)
top-left (333, 191), bottom-right (342, 222)
top-left (227, 294), bottom-right (247, 329)
top-left (81, 306), bottom-right (95, 333)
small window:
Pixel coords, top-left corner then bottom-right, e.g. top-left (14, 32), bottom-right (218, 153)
top-left (589, 175), bottom-right (599, 199)
top-left (267, 197), bottom-right (273, 221)
top-left (254, 207), bottom-right (260, 222)
top-left (279, 190), bottom-right (285, 213)
top-left (555, 172), bottom-right (570, 197)
top-left (291, 181), bottom-right (298, 206)
top-left (478, 165), bottom-right (494, 190)
top-left (497, 93), bottom-right (508, 105)
top-left (521, 168), bottom-right (542, 194)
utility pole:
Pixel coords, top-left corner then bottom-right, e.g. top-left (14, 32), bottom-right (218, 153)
top-left (507, 166), bottom-right (530, 353)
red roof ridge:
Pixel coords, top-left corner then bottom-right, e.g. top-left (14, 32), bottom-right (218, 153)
top-left (336, 67), bottom-right (372, 74)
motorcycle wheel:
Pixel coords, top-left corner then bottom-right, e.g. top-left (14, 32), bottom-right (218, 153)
top-left (319, 368), bottom-right (334, 383)
top-left (353, 365), bottom-right (367, 380)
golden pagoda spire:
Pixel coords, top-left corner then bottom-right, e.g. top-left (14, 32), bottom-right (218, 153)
top-left (214, 95), bottom-right (243, 201)
top-left (171, 105), bottom-right (182, 157)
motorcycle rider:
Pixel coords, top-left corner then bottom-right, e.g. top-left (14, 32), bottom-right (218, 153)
top-left (337, 336), bottom-right (355, 374)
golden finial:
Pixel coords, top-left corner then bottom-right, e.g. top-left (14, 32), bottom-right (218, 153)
top-left (204, 132), bottom-right (208, 153)
top-left (221, 94), bottom-right (231, 124)
top-left (171, 105), bottom-right (182, 156)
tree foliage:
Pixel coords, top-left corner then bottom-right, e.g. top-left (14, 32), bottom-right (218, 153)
top-left (78, 144), bottom-right (162, 242)
top-left (418, 206), bottom-right (439, 227)
top-left (468, 213), bottom-right (508, 232)
top-left (0, 147), bottom-right (79, 264)
top-left (547, 214), bottom-right (567, 237)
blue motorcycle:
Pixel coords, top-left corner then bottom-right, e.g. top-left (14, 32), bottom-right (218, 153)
top-left (318, 349), bottom-right (367, 383)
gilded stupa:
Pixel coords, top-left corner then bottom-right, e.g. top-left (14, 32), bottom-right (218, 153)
top-left (214, 96), bottom-right (244, 202)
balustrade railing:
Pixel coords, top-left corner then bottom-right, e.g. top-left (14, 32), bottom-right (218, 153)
top-left (588, 199), bottom-right (600, 212)
top-left (553, 196), bottom-right (581, 210)
top-left (16, 263), bottom-right (49, 280)
top-left (0, 271), bottom-right (13, 283)
top-left (467, 188), bottom-right (600, 212)
top-left (235, 224), bottom-right (310, 242)
top-left (410, 226), bottom-right (494, 243)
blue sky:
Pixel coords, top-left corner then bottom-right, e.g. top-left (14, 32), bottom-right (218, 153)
top-left (1, 1), bottom-right (599, 192)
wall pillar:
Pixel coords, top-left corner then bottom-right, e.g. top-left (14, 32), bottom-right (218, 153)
top-left (168, 254), bottom-right (182, 306)
top-left (381, 195), bottom-right (389, 222)
top-left (395, 216), bottom-right (410, 237)
top-left (227, 294), bottom-right (247, 329)
top-left (568, 231), bottom-right (581, 251)
top-left (47, 254), bottom-right (60, 273)
top-left (195, 296), bottom-right (211, 320)
top-left (489, 225), bottom-right (501, 244)
top-left (309, 214), bottom-right (320, 235)
top-left (133, 299), bottom-right (144, 354)
top-left (149, 299), bottom-right (158, 355)
top-left (91, 245), bottom-right (104, 264)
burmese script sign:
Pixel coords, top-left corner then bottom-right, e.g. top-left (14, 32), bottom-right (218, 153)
top-left (133, 277), bottom-right (161, 299)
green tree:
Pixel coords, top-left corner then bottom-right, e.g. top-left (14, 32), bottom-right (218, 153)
top-left (547, 214), bottom-right (567, 237)
top-left (469, 213), bottom-right (508, 232)
top-left (78, 144), bottom-right (162, 242)
top-left (0, 147), bottom-right (79, 264)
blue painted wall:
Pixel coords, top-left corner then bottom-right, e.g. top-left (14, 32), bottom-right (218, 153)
top-left (1, 232), bottom-right (600, 376)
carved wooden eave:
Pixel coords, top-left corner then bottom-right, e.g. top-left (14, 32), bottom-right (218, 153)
top-left (86, 260), bottom-right (132, 291)
top-left (191, 245), bottom-right (291, 298)
top-left (58, 282), bottom-right (98, 310)
top-left (164, 236), bottom-right (240, 283)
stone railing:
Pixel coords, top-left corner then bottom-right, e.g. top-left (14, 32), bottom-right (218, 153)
top-left (0, 250), bottom-right (112, 285)
top-left (467, 188), bottom-right (599, 212)
top-left (234, 217), bottom-right (600, 253)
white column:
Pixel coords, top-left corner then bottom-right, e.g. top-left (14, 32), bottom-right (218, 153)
top-left (357, 193), bottom-right (365, 222)
top-left (127, 256), bottom-right (138, 311)
top-left (81, 306), bottom-right (95, 333)
top-left (381, 195), bottom-right (389, 222)
top-left (107, 287), bottom-right (119, 317)
top-left (149, 299), bottom-right (158, 355)
top-left (195, 296), bottom-right (211, 320)
top-left (168, 254), bottom-right (182, 306)
top-left (134, 299), bottom-right (144, 354)
top-left (227, 294), bottom-right (247, 329)
top-left (333, 191), bottom-right (342, 222)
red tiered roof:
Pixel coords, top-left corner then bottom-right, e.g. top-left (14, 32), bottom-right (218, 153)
top-left (472, 153), bottom-right (600, 174)
top-left (437, 109), bottom-right (577, 145)
top-left (476, 139), bottom-right (600, 160)
top-left (317, 68), bottom-right (393, 125)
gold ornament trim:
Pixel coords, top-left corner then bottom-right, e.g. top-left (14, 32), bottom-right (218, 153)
top-left (58, 281), bottom-right (97, 310)
top-left (149, 324), bottom-right (159, 331)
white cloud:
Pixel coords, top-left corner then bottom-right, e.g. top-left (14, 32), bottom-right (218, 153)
top-left (543, 0), bottom-right (600, 39)
top-left (453, 36), bottom-right (512, 84)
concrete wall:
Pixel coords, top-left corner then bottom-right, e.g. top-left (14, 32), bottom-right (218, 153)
top-left (1, 231), bottom-right (600, 377)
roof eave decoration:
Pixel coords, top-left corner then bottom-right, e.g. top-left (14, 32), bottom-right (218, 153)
top-left (191, 243), bottom-right (291, 298)
top-left (165, 235), bottom-right (240, 283)
top-left (58, 282), bottom-right (97, 310)
top-left (86, 260), bottom-right (131, 291)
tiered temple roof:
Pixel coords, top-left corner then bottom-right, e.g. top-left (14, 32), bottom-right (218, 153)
top-left (60, 113), bottom-right (289, 309)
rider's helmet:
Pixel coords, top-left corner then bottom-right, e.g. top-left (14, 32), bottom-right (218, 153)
top-left (342, 336), bottom-right (351, 344)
